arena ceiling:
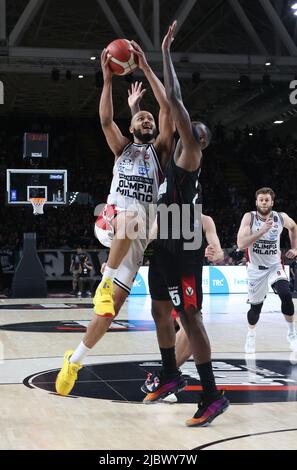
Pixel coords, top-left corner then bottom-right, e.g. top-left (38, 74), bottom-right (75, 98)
top-left (0, 0), bottom-right (297, 131)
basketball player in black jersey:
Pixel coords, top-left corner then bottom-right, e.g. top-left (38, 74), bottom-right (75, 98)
top-left (144, 21), bottom-right (229, 427)
top-left (143, 213), bottom-right (224, 404)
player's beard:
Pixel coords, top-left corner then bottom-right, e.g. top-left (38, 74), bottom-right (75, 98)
top-left (134, 128), bottom-right (157, 143)
top-left (256, 204), bottom-right (273, 217)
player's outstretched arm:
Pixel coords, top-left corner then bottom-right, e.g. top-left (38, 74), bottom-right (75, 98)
top-left (131, 40), bottom-right (170, 112)
top-left (99, 49), bottom-right (129, 157)
top-left (162, 21), bottom-right (201, 171)
top-left (131, 41), bottom-right (175, 167)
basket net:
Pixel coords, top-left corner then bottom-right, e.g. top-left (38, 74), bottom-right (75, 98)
top-left (29, 197), bottom-right (47, 215)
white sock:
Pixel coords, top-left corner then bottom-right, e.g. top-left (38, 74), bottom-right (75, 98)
top-left (70, 341), bottom-right (91, 364)
top-left (102, 266), bottom-right (117, 283)
top-left (287, 322), bottom-right (296, 336)
top-left (248, 328), bottom-right (256, 336)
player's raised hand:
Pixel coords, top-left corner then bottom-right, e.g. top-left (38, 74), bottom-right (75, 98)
top-left (128, 81), bottom-right (146, 110)
top-left (101, 49), bottom-right (113, 80)
top-left (162, 20), bottom-right (177, 53)
top-left (130, 41), bottom-right (148, 71)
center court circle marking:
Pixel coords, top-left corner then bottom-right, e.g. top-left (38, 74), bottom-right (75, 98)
top-left (23, 359), bottom-right (297, 404)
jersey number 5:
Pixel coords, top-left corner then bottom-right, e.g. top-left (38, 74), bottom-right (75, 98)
top-left (169, 289), bottom-right (181, 307)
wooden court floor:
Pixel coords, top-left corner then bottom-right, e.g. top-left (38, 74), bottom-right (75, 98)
top-left (0, 293), bottom-right (297, 451)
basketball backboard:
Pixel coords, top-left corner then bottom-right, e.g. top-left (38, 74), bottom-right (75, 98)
top-left (6, 169), bottom-right (68, 205)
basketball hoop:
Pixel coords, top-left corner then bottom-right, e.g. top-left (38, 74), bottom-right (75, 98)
top-left (29, 197), bottom-right (47, 215)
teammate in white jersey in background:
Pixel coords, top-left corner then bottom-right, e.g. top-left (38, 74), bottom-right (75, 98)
top-left (55, 43), bottom-right (175, 397)
top-left (237, 187), bottom-right (297, 354)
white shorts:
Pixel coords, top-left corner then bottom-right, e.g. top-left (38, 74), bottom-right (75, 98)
top-left (94, 204), bottom-right (150, 293)
top-left (247, 263), bottom-right (288, 305)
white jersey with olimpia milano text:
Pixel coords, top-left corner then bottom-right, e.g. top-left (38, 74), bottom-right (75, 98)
top-left (107, 142), bottom-right (162, 212)
top-left (247, 211), bottom-right (284, 268)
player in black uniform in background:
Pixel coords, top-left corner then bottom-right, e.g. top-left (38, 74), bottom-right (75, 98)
top-left (144, 21), bottom-right (229, 427)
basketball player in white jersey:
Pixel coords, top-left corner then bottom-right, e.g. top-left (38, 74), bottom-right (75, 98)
top-left (55, 42), bottom-right (175, 396)
top-left (237, 187), bottom-right (297, 354)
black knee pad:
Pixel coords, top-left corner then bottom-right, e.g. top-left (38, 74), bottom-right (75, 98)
top-left (273, 280), bottom-right (294, 316)
top-left (247, 303), bottom-right (263, 326)
top-left (280, 294), bottom-right (294, 316)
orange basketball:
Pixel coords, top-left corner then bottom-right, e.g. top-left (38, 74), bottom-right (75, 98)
top-left (106, 39), bottom-right (138, 76)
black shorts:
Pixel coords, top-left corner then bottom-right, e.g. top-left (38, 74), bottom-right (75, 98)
top-left (149, 244), bottom-right (203, 312)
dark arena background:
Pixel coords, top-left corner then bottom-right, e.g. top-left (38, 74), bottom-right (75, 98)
top-left (0, 0), bottom-right (297, 458)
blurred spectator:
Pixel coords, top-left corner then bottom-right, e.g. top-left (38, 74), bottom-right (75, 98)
top-left (70, 247), bottom-right (85, 294)
top-left (77, 254), bottom-right (94, 297)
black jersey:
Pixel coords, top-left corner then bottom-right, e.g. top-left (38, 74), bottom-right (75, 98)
top-left (156, 157), bottom-right (203, 262)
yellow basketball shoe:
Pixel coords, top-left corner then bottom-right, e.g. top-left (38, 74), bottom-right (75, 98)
top-left (55, 350), bottom-right (82, 396)
top-left (93, 277), bottom-right (115, 317)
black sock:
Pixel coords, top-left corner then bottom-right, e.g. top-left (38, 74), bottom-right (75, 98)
top-left (160, 347), bottom-right (178, 375)
top-left (196, 362), bottom-right (217, 395)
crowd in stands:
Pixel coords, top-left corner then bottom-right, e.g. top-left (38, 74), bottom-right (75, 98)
top-left (0, 117), bottom-right (296, 268)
